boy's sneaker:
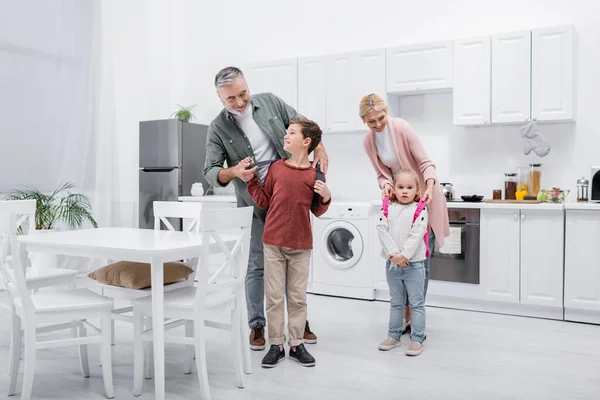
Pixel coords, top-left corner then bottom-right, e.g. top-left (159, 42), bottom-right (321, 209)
top-left (289, 344), bottom-right (316, 367)
top-left (261, 345), bottom-right (285, 368)
top-left (249, 325), bottom-right (265, 351)
top-left (303, 320), bottom-right (317, 344)
top-left (402, 319), bottom-right (411, 335)
top-left (378, 338), bottom-right (401, 351)
top-left (406, 341), bottom-right (424, 356)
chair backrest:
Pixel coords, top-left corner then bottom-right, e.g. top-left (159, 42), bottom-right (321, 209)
top-left (153, 201), bottom-right (203, 233)
top-left (193, 206), bottom-right (253, 312)
top-left (0, 214), bottom-right (36, 315)
top-left (0, 200), bottom-right (36, 291)
top-left (0, 200), bottom-right (36, 235)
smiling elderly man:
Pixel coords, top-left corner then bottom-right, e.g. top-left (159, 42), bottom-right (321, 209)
top-left (203, 66), bottom-right (329, 351)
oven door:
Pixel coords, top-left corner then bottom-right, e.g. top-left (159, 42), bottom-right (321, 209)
top-left (429, 222), bottom-right (480, 284)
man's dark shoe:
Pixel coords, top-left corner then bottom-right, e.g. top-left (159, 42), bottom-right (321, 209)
top-left (250, 325), bottom-right (266, 351)
top-left (261, 345), bottom-right (285, 368)
top-left (289, 344), bottom-right (316, 367)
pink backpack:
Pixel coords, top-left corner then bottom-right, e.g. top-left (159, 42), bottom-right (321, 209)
top-left (383, 196), bottom-right (430, 258)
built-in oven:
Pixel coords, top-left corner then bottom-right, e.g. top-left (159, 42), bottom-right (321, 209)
top-left (430, 207), bottom-right (480, 284)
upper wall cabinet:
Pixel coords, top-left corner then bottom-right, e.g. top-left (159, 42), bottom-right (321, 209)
top-left (386, 41), bottom-right (453, 94)
top-left (245, 58), bottom-right (298, 110)
top-left (453, 36), bottom-right (491, 126)
top-left (531, 25), bottom-right (576, 122)
top-left (491, 31), bottom-right (532, 124)
top-left (298, 56), bottom-right (327, 130)
top-left (326, 49), bottom-right (386, 132)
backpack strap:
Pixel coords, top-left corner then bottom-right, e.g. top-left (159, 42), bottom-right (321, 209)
top-left (247, 159), bottom-right (278, 169)
top-left (311, 162), bottom-right (324, 210)
top-left (382, 195), bottom-right (389, 218)
top-left (412, 200), bottom-right (430, 258)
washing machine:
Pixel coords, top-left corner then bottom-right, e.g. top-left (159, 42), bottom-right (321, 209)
top-left (311, 202), bottom-right (374, 300)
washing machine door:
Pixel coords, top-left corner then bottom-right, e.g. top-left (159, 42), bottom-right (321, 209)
top-left (320, 220), bottom-right (364, 270)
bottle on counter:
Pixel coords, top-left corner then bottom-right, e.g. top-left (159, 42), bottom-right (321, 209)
top-left (504, 173), bottom-right (517, 200)
top-left (517, 166), bottom-right (530, 194)
top-left (530, 164), bottom-right (542, 196)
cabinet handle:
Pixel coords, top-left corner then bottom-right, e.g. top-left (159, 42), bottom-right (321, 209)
top-left (521, 213), bottom-right (526, 221)
top-left (513, 214), bottom-right (518, 220)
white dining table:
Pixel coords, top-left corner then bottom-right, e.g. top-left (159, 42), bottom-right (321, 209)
top-left (16, 227), bottom-right (238, 400)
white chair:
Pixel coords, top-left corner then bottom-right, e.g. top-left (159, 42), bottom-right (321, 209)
top-left (0, 200), bottom-right (80, 297)
top-left (0, 200), bottom-right (81, 376)
top-left (0, 214), bottom-right (114, 400)
top-left (131, 206), bottom-right (253, 399)
top-left (92, 201), bottom-right (206, 377)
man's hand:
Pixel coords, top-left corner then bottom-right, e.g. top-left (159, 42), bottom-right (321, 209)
top-left (235, 157), bottom-right (257, 182)
top-left (312, 143), bottom-right (329, 174)
top-left (314, 180), bottom-right (331, 204)
top-left (389, 253), bottom-right (409, 268)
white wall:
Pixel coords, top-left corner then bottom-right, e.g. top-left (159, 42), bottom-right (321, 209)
top-left (125, 0), bottom-right (600, 203)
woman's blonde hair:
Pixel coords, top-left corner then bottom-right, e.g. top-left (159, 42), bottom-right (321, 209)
top-left (359, 93), bottom-right (387, 119)
top-left (391, 168), bottom-right (421, 203)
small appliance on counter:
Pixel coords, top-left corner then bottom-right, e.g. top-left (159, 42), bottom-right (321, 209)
top-left (577, 177), bottom-right (589, 203)
top-left (441, 183), bottom-right (454, 200)
top-left (592, 167), bottom-right (600, 202)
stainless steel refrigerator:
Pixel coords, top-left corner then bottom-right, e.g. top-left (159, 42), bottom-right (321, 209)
top-left (138, 119), bottom-right (209, 230)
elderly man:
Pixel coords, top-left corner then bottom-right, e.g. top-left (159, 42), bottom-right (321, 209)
top-left (203, 66), bottom-right (329, 351)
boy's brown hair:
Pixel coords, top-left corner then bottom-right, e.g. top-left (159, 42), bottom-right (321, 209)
top-left (290, 118), bottom-right (322, 154)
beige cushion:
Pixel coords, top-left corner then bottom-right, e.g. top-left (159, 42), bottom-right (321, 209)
top-left (88, 261), bottom-right (194, 289)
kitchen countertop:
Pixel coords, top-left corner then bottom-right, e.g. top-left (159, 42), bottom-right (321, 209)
top-left (564, 202), bottom-right (600, 210)
top-left (369, 199), bottom-right (584, 211)
top-left (178, 195), bottom-right (237, 203)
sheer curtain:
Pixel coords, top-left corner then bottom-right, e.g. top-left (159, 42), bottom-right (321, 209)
top-left (0, 0), bottom-right (120, 272)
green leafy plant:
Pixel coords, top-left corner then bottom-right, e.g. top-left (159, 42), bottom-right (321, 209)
top-left (171, 104), bottom-right (197, 122)
top-left (6, 182), bottom-right (98, 230)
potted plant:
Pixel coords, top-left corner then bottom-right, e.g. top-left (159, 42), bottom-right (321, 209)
top-left (6, 181), bottom-right (98, 230)
top-left (171, 104), bottom-right (197, 123)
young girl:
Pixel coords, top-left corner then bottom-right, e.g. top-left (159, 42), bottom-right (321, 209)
top-left (376, 168), bottom-right (428, 356)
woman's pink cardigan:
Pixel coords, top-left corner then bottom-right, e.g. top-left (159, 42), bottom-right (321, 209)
top-left (363, 117), bottom-right (450, 247)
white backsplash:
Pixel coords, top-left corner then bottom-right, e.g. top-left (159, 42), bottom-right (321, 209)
top-left (324, 92), bottom-right (580, 202)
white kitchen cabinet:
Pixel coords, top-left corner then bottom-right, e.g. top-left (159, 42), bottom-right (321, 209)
top-left (453, 36), bottom-right (491, 126)
top-left (386, 41), bottom-right (453, 93)
top-left (519, 209), bottom-right (564, 307)
top-left (326, 49), bottom-right (386, 132)
top-left (298, 56), bottom-right (327, 131)
top-left (480, 209), bottom-right (520, 303)
top-left (564, 210), bottom-right (600, 314)
top-left (245, 58), bottom-right (298, 109)
top-left (481, 207), bottom-right (564, 306)
top-left (491, 31), bottom-right (531, 124)
top-left (531, 25), bottom-right (576, 122)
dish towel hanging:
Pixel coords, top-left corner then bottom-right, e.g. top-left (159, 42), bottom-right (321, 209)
top-left (521, 120), bottom-right (551, 157)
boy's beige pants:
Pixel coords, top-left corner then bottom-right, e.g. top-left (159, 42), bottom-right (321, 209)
top-left (263, 243), bottom-right (312, 346)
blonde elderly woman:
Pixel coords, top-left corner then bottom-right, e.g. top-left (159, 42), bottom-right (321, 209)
top-left (360, 93), bottom-right (449, 337)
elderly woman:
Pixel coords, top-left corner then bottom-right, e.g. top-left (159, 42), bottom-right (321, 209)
top-left (360, 93), bottom-right (450, 334)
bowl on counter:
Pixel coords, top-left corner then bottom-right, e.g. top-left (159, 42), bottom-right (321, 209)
top-left (460, 195), bottom-right (484, 202)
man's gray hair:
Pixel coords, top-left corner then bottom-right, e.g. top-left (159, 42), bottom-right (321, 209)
top-left (214, 66), bottom-right (244, 88)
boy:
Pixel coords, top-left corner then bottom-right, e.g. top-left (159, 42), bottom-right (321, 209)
top-left (244, 118), bottom-right (331, 368)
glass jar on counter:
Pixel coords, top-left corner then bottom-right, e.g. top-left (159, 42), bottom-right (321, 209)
top-left (530, 164), bottom-right (542, 196)
top-left (517, 166), bottom-right (530, 194)
top-left (504, 173), bottom-right (517, 200)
